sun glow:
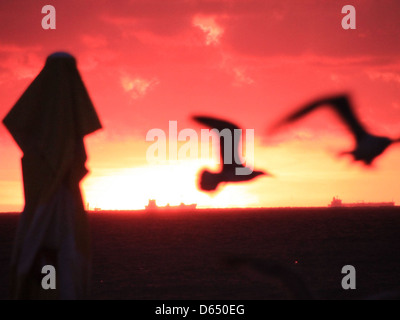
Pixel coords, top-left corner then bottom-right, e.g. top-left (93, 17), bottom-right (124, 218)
top-left (81, 154), bottom-right (266, 211)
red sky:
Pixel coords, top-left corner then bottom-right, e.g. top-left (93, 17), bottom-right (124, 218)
top-left (1, 0), bottom-right (400, 211)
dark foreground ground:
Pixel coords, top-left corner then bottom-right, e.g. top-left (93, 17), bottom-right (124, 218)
top-left (0, 207), bottom-right (399, 300)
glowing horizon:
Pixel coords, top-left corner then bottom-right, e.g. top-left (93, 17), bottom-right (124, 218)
top-left (1, 1), bottom-right (400, 212)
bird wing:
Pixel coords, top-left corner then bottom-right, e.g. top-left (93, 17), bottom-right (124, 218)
top-left (193, 116), bottom-right (244, 170)
top-left (274, 95), bottom-right (368, 142)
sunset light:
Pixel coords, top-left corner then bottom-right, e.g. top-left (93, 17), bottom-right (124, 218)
top-left (1, 0), bottom-right (400, 212)
top-left (1, 0), bottom-right (400, 303)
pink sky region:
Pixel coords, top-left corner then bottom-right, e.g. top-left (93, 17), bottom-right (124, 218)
top-left (1, 0), bottom-right (400, 211)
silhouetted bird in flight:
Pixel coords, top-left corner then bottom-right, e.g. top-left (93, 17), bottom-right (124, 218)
top-left (193, 116), bottom-right (267, 191)
top-left (271, 94), bottom-right (400, 165)
top-left (223, 256), bottom-right (313, 300)
top-left (223, 255), bottom-right (400, 300)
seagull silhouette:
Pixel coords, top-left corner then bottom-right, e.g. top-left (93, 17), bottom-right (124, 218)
top-left (222, 256), bottom-right (313, 300)
top-left (271, 94), bottom-right (400, 165)
top-left (223, 255), bottom-right (400, 300)
top-left (193, 116), bottom-right (268, 191)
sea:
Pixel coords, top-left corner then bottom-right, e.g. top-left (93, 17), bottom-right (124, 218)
top-left (0, 207), bottom-right (399, 300)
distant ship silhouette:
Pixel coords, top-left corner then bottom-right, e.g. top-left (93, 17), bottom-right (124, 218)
top-left (329, 196), bottom-right (395, 208)
top-left (145, 199), bottom-right (197, 211)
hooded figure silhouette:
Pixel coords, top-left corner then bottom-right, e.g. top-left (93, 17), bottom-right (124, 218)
top-left (3, 52), bottom-right (102, 299)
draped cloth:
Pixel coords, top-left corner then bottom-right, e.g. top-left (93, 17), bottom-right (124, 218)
top-left (3, 52), bottom-right (102, 299)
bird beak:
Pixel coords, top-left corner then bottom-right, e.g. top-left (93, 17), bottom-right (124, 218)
top-left (263, 170), bottom-right (274, 178)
